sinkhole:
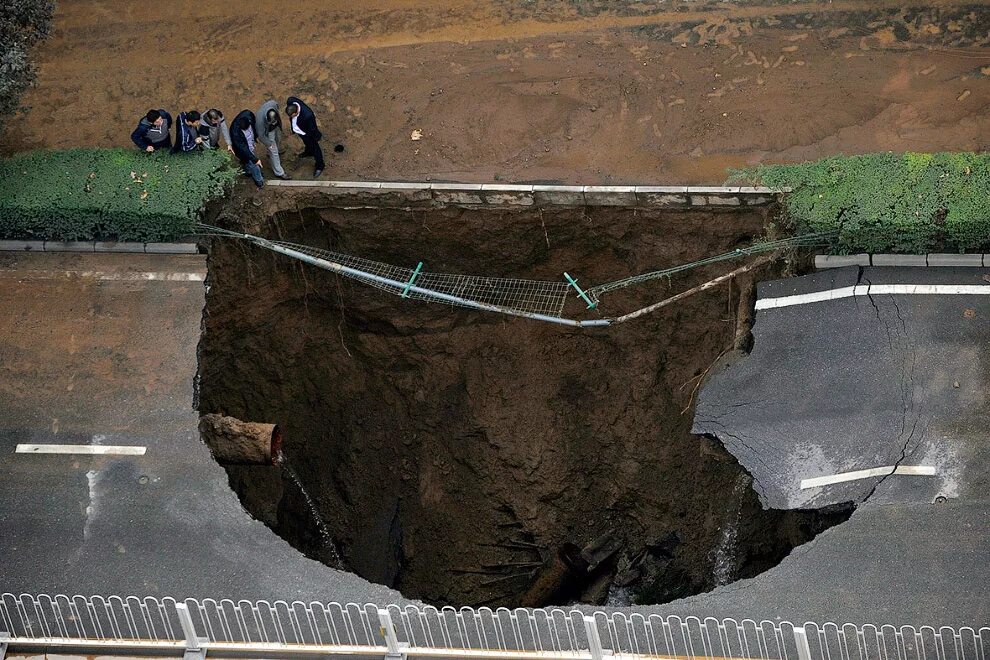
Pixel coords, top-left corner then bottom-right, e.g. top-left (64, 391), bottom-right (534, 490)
top-left (196, 196), bottom-right (851, 608)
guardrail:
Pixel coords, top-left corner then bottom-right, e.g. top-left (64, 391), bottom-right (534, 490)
top-left (1, 594), bottom-right (986, 660)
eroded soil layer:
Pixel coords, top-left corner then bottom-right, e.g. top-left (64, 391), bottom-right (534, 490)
top-left (197, 201), bottom-right (849, 607)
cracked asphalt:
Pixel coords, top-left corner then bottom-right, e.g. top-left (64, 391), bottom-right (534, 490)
top-left (1, 255), bottom-right (985, 628)
top-left (681, 266), bottom-right (990, 626)
top-left (695, 266), bottom-right (988, 509)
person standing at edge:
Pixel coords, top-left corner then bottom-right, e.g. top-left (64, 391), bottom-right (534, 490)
top-left (172, 110), bottom-right (204, 153)
top-left (200, 108), bottom-right (234, 153)
top-left (230, 109), bottom-right (265, 190)
top-left (285, 96), bottom-right (324, 178)
top-left (256, 99), bottom-right (290, 180)
top-left (130, 109), bottom-right (172, 152)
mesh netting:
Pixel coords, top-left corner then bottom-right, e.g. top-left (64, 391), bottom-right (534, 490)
top-left (269, 239), bottom-right (571, 317)
top-left (197, 222), bottom-right (833, 325)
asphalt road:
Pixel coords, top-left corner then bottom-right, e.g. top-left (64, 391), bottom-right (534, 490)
top-left (0, 252), bottom-right (406, 604)
top-left (680, 266), bottom-right (990, 626)
top-left (0, 255), bottom-right (985, 628)
top-left (695, 266), bottom-right (990, 510)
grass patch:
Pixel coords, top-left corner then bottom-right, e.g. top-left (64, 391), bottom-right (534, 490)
top-left (0, 148), bottom-right (236, 242)
top-left (730, 152), bottom-right (990, 254)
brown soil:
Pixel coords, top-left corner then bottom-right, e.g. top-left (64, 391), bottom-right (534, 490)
top-left (196, 193), bottom-right (850, 607)
top-left (3, 2), bottom-right (989, 182)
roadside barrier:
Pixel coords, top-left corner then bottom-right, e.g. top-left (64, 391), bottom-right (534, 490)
top-left (1, 593), bottom-right (986, 660)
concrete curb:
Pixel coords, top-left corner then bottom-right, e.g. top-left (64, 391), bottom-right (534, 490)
top-left (0, 240), bottom-right (199, 254)
top-left (816, 254), bottom-right (988, 269)
top-left (813, 254), bottom-right (870, 268)
top-left (266, 180), bottom-right (782, 208)
top-left (873, 254), bottom-right (927, 267)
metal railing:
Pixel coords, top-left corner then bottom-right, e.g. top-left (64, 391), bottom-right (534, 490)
top-left (1, 593), bottom-right (987, 660)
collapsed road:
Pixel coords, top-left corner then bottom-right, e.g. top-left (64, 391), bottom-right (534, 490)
top-left (679, 265), bottom-right (990, 625)
top-left (0, 248), bottom-right (986, 626)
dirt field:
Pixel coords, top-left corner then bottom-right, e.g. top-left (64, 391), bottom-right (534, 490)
top-left (3, 1), bottom-right (989, 183)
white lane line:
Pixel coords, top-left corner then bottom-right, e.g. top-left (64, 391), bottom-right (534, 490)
top-left (15, 444), bottom-right (147, 456)
top-left (757, 283), bottom-right (990, 310)
top-left (800, 465), bottom-right (936, 490)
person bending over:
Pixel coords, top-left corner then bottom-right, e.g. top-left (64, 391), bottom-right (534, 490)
top-left (172, 110), bottom-right (204, 153)
top-left (285, 96), bottom-right (324, 178)
top-left (230, 109), bottom-right (265, 188)
top-left (130, 109), bottom-right (173, 152)
top-left (200, 108), bottom-right (234, 152)
top-left (256, 99), bottom-right (290, 179)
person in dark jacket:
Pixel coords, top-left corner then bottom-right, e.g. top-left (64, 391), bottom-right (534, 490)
top-left (230, 110), bottom-right (264, 188)
top-left (285, 96), bottom-right (324, 178)
top-left (131, 109), bottom-right (173, 152)
top-left (172, 111), bottom-right (204, 153)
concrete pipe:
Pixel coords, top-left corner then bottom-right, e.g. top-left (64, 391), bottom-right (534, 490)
top-left (198, 413), bottom-right (283, 465)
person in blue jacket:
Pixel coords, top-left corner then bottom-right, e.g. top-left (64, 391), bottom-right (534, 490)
top-left (172, 111), bottom-right (204, 153)
top-left (230, 109), bottom-right (265, 188)
top-left (284, 96), bottom-right (324, 178)
top-left (130, 109), bottom-right (173, 152)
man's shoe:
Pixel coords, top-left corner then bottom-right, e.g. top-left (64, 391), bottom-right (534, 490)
top-left (277, 173), bottom-right (292, 180)
top-left (313, 169), bottom-right (323, 178)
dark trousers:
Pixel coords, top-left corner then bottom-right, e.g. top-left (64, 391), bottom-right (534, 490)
top-left (301, 134), bottom-right (325, 170)
top-left (151, 135), bottom-right (172, 151)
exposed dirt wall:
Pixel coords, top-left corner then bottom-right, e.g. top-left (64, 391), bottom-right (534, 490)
top-left (198, 198), bottom-right (848, 606)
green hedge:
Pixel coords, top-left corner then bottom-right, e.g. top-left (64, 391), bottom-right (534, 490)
top-left (729, 152), bottom-right (990, 254)
top-left (0, 148), bottom-right (236, 241)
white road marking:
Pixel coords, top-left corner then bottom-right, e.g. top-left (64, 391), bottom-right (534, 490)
top-left (15, 444), bottom-right (147, 456)
top-left (800, 465), bottom-right (936, 490)
top-left (757, 283), bottom-right (990, 310)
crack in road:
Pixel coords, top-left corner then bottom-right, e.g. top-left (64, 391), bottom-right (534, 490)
top-left (861, 343), bottom-right (920, 504)
top-left (852, 267), bottom-right (927, 505)
top-left (698, 425), bottom-right (775, 499)
top-left (858, 267), bottom-right (895, 352)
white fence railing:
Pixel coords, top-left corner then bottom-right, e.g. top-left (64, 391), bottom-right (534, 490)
top-left (0, 593), bottom-right (987, 660)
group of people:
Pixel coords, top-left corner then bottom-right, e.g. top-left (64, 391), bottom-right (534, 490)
top-left (129, 97), bottom-right (326, 187)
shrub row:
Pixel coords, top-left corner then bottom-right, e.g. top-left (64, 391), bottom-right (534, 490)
top-left (0, 148), bottom-right (237, 242)
top-left (730, 152), bottom-right (990, 254)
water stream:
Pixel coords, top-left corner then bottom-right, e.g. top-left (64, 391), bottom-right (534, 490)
top-left (712, 473), bottom-right (749, 587)
top-left (282, 460), bottom-right (344, 568)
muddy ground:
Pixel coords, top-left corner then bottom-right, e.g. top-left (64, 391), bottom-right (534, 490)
top-left (3, 1), bottom-right (989, 183)
top-left (197, 193), bottom-right (850, 607)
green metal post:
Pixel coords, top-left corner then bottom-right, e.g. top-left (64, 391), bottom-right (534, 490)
top-left (564, 272), bottom-right (597, 309)
top-left (401, 262), bottom-right (424, 298)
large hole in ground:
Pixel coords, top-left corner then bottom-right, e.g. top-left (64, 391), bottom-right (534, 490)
top-left (197, 200), bottom-right (851, 607)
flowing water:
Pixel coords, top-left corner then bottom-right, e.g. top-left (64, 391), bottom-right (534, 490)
top-left (712, 474), bottom-right (750, 587)
top-left (283, 460), bottom-right (343, 568)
